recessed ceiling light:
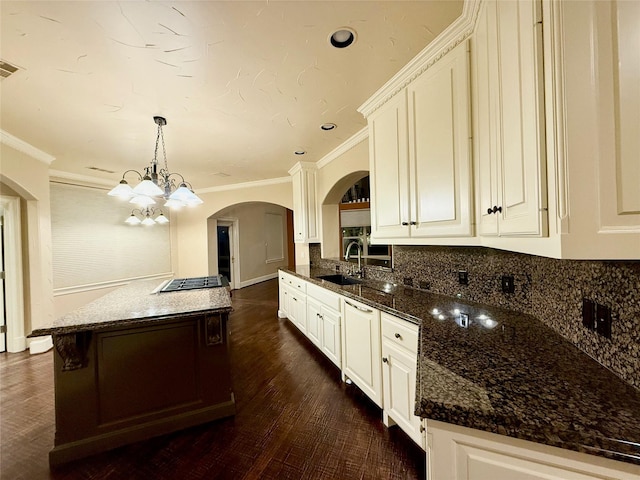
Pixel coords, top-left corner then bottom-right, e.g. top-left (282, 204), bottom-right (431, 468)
top-left (320, 123), bottom-right (337, 131)
top-left (329, 28), bottom-right (356, 49)
top-left (294, 150), bottom-right (306, 155)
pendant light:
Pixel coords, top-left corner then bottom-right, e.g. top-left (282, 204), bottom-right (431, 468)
top-left (108, 116), bottom-right (203, 215)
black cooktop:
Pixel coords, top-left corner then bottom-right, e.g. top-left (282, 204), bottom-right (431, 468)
top-left (160, 275), bottom-right (223, 292)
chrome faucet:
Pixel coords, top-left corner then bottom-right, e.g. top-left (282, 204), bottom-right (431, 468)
top-left (344, 241), bottom-right (363, 278)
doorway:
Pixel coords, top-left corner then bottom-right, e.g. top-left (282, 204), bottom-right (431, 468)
top-left (216, 219), bottom-right (240, 290)
top-left (217, 225), bottom-right (231, 283)
top-left (1, 214), bottom-right (6, 352)
top-left (0, 195), bottom-right (25, 353)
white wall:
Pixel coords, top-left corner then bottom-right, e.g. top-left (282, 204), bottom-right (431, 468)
top-left (211, 203), bottom-right (289, 287)
top-left (0, 140), bottom-right (55, 350)
top-left (175, 179), bottom-right (293, 277)
top-left (316, 135), bottom-right (370, 259)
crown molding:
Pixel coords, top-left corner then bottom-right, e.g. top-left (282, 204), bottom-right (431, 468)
top-left (358, 0), bottom-right (482, 118)
top-left (198, 176), bottom-right (291, 194)
top-left (49, 170), bottom-right (114, 189)
top-left (287, 161), bottom-right (317, 176)
top-left (1, 129), bottom-right (56, 165)
top-left (316, 127), bottom-right (368, 170)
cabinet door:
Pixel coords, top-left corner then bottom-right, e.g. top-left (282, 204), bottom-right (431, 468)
top-left (288, 291), bottom-right (306, 334)
top-left (368, 90), bottom-right (411, 239)
top-left (474, 0), bottom-right (547, 238)
top-left (306, 297), bottom-right (322, 348)
top-left (408, 41), bottom-right (473, 238)
top-left (495, 0), bottom-right (547, 236)
top-left (291, 170), bottom-right (305, 243)
top-left (473, 0), bottom-right (501, 237)
top-left (342, 298), bottom-right (382, 407)
top-left (290, 164), bottom-right (319, 243)
top-left (278, 277), bottom-right (288, 318)
top-left (382, 340), bottom-right (423, 447)
top-left (428, 420), bottom-right (638, 480)
top-left (320, 307), bottom-right (341, 368)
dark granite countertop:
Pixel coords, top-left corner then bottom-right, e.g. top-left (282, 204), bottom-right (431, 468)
top-left (284, 266), bottom-right (640, 467)
top-left (30, 279), bottom-right (233, 337)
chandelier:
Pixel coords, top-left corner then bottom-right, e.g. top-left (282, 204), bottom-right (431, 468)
top-left (108, 116), bottom-right (203, 224)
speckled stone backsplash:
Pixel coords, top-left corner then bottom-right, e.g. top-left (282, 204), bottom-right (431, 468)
top-left (309, 243), bottom-right (640, 389)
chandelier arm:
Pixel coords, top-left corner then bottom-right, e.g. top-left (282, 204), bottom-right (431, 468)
top-left (122, 170), bottom-right (144, 181)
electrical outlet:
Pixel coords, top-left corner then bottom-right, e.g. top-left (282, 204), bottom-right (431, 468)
top-left (582, 298), bottom-right (596, 330)
top-left (403, 277), bottom-right (413, 287)
top-left (419, 280), bottom-right (431, 290)
top-left (458, 270), bottom-right (468, 285)
top-left (501, 275), bottom-right (515, 294)
top-left (596, 303), bottom-right (612, 339)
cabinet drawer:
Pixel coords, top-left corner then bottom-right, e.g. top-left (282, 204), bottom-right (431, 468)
top-left (381, 312), bottom-right (418, 353)
top-left (279, 271), bottom-right (306, 294)
top-left (306, 282), bottom-right (341, 312)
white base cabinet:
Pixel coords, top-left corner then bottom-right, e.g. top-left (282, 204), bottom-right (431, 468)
top-left (278, 271), bottom-right (307, 334)
top-left (341, 297), bottom-right (382, 408)
top-left (306, 282), bottom-right (342, 369)
top-left (381, 312), bottom-right (424, 449)
top-left (426, 420), bottom-right (640, 480)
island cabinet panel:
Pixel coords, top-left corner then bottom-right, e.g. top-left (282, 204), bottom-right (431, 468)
top-left (50, 313), bottom-right (234, 466)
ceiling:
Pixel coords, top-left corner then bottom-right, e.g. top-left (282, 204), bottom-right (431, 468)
top-left (1, 1), bottom-right (463, 190)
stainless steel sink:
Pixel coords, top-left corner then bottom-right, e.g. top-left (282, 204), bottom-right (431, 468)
top-left (317, 274), bottom-right (363, 286)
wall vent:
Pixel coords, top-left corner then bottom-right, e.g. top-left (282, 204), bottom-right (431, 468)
top-left (0, 61), bottom-right (19, 80)
top-left (86, 166), bottom-right (116, 174)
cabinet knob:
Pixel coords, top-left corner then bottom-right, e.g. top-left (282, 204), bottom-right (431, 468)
top-left (401, 221), bottom-right (409, 226)
top-left (420, 425), bottom-right (426, 433)
top-left (491, 205), bottom-right (503, 214)
top-left (410, 221), bottom-right (417, 226)
top-left (382, 357), bottom-right (388, 363)
top-left (394, 333), bottom-right (402, 339)
top-left (487, 207), bottom-right (493, 215)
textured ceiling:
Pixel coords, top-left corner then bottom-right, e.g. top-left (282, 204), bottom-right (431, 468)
top-left (1, 1), bottom-right (463, 190)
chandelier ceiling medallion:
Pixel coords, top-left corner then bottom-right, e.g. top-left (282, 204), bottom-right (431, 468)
top-left (108, 116), bottom-right (203, 225)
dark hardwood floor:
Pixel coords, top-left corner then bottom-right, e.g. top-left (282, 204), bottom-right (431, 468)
top-left (0, 279), bottom-right (424, 480)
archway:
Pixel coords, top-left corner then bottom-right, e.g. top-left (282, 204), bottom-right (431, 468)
top-left (318, 171), bottom-right (369, 260)
top-left (207, 202), bottom-right (294, 289)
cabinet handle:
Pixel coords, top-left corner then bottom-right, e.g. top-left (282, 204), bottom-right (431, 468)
top-left (491, 205), bottom-right (503, 214)
top-left (394, 333), bottom-right (402, 340)
top-left (345, 300), bottom-right (373, 313)
top-left (401, 221), bottom-right (409, 226)
top-left (382, 357), bottom-right (388, 363)
top-left (410, 221), bottom-right (417, 226)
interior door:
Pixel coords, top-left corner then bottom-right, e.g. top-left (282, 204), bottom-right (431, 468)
top-left (217, 225), bottom-right (231, 284)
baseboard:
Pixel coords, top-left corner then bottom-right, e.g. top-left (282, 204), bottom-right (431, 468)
top-left (29, 336), bottom-right (52, 354)
top-left (238, 272), bottom-right (279, 289)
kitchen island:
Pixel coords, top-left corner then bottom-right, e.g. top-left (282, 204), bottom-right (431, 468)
top-left (30, 278), bottom-right (235, 467)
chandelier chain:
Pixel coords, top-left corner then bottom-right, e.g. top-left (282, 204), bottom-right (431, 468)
top-left (160, 124), bottom-right (168, 171)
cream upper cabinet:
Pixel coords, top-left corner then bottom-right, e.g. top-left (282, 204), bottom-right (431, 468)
top-left (368, 90), bottom-right (410, 239)
top-left (543, 0), bottom-right (640, 259)
top-left (407, 40), bottom-right (473, 238)
top-left (472, 0), bottom-right (548, 239)
top-left (288, 162), bottom-right (319, 244)
top-left (367, 41), bottom-right (473, 242)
